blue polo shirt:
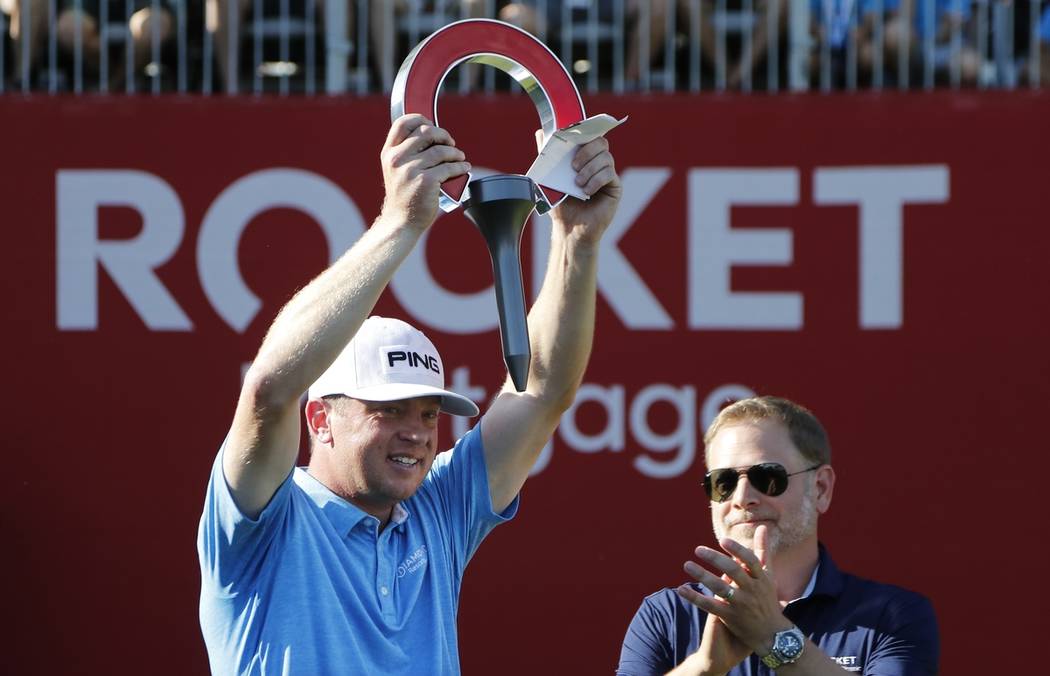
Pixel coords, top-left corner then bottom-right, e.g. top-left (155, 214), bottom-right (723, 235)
top-left (617, 545), bottom-right (939, 675)
top-left (198, 424), bottom-right (517, 676)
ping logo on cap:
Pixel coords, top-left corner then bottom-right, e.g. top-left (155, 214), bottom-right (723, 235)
top-left (382, 347), bottom-right (441, 375)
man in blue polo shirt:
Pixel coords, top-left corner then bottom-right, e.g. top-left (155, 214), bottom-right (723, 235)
top-left (197, 113), bottom-right (621, 675)
top-left (617, 396), bottom-right (938, 675)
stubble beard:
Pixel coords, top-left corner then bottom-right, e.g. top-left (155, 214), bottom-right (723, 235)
top-left (711, 485), bottom-right (818, 555)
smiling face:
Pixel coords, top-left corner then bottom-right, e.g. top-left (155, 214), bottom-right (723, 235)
top-left (307, 395), bottom-right (441, 523)
top-left (706, 418), bottom-right (831, 557)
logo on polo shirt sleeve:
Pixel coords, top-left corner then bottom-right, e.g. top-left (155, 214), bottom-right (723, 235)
top-left (382, 346), bottom-right (441, 376)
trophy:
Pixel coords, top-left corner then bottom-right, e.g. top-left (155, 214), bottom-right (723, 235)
top-left (391, 19), bottom-right (623, 391)
top-left (460, 174), bottom-right (546, 390)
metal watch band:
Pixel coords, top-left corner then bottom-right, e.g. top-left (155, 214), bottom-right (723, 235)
top-left (758, 625), bottom-right (805, 670)
top-left (760, 652), bottom-right (785, 669)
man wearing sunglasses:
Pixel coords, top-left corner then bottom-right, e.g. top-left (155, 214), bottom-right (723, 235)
top-left (617, 396), bottom-right (938, 675)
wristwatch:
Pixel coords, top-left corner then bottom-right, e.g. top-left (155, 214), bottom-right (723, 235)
top-left (759, 625), bottom-right (806, 669)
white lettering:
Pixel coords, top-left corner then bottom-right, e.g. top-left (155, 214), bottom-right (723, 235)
top-left (631, 384), bottom-right (697, 479)
top-left (55, 164), bottom-right (949, 336)
top-left (56, 170), bottom-right (191, 330)
top-left (396, 545), bottom-right (427, 577)
top-left (532, 168), bottom-right (674, 328)
top-left (689, 168), bottom-right (802, 330)
top-left (559, 384), bottom-right (626, 453)
top-left (544, 382), bottom-right (757, 479)
top-left (813, 166), bottom-right (949, 328)
top-left (198, 169), bottom-right (364, 333)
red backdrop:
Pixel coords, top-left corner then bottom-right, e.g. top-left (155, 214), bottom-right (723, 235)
top-left (2, 91), bottom-right (1049, 674)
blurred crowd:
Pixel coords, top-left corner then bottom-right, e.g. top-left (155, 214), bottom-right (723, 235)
top-left (1, 0), bottom-right (1047, 93)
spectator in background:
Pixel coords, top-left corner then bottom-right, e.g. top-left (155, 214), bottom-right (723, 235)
top-left (212, 1), bottom-right (486, 94)
top-left (722, 0), bottom-right (790, 90)
top-left (498, 0), bottom-right (626, 89)
top-left (499, 0), bottom-right (617, 43)
top-left (1000, 0), bottom-right (1050, 87)
top-left (1042, 1), bottom-right (1050, 85)
top-left (211, 0), bottom-right (248, 92)
top-left (619, 0), bottom-right (713, 89)
top-left (213, 0), bottom-right (316, 93)
top-left (808, 0), bottom-right (907, 88)
top-left (4, 0), bottom-right (171, 90)
top-left (370, 0), bottom-right (488, 91)
top-left (906, 0), bottom-right (981, 85)
top-left (618, 0), bottom-right (790, 91)
top-left (212, 0), bottom-right (354, 93)
top-left (498, 0), bottom-right (706, 90)
top-left (3, 0), bottom-right (50, 87)
top-left (64, 0), bottom-right (174, 90)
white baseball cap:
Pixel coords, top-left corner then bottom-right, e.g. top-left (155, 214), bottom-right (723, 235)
top-left (308, 316), bottom-right (479, 417)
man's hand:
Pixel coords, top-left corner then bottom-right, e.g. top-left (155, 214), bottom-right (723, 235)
top-left (541, 133), bottom-right (622, 244)
top-left (379, 114), bottom-right (471, 233)
top-left (676, 525), bottom-right (791, 657)
top-left (668, 607), bottom-right (751, 676)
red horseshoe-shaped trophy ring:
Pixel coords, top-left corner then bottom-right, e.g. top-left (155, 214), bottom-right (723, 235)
top-left (391, 19), bottom-right (586, 211)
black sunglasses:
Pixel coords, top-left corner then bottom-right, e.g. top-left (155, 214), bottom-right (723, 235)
top-left (703, 462), bottom-right (822, 503)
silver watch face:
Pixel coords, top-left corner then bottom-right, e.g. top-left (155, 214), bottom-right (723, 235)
top-left (775, 628), bottom-right (805, 660)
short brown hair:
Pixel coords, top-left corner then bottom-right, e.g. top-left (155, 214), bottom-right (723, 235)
top-left (704, 396), bottom-right (831, 466)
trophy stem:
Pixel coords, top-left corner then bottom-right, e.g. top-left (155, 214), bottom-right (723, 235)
top-left (488, 234), bottom-right (531, 391)
top-left (463, 175), bottom-right (540, 392)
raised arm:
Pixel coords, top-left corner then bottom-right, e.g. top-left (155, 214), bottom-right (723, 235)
top-left (480, 136), bottom-right (621, 512)
top-left (223, 115), bottom-right (470, 518)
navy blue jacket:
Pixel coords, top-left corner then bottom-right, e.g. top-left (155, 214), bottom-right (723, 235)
top-left (617, 545), bottom-right (938, 675)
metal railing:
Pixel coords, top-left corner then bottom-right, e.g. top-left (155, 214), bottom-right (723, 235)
top-left (0, 0), bottom-right (1045, 95)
